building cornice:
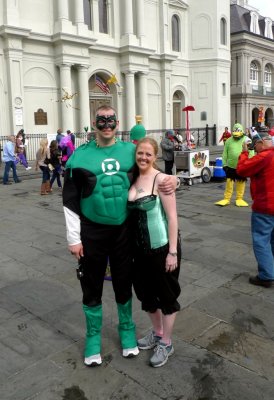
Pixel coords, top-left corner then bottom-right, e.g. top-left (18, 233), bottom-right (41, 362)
top-left (169, 0), bottom-right (188, 10)
top-left (119, 44), bottom-right (155, 57)
top-left (52, 32), bottom-right (97, 47)
top-left (0, 25), bottom-right (31, 38)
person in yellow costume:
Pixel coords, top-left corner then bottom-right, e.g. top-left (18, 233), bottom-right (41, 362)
top-left (215, 123), bottom-right (249, 207)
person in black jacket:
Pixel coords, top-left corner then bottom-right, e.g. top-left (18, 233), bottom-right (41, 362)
top-left (49, 140), bottom-right (62, 191)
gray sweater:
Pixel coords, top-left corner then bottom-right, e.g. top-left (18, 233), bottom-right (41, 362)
top-left (160, 137), bottom-right (174, 161)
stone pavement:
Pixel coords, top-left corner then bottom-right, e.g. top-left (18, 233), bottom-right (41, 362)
top-left (0, 171), bottom-right (274, 400)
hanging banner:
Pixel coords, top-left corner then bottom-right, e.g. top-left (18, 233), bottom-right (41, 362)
top-left (258, 106), bottom-right (264, 123)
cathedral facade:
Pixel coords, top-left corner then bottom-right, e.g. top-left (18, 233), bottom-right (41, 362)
top-left (0, 0), bottom-right (231, 137)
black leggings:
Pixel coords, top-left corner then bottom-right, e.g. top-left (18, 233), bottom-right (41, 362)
top-left (79, 220), bottom-right (133, 307)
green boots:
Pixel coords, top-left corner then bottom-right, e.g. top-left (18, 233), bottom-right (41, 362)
top-left (83, 298), bottom-right (139, 366)
top-left (83, 304), bottom-right (103, 366)
top-left (117, 298), bottom-right (139, 357)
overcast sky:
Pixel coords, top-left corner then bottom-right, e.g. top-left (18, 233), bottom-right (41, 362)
top-left (248, 0), bottom-right (274, 19)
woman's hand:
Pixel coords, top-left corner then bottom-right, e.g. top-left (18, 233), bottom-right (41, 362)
top-left (165, 253), bottom-right (178, 272)
top-left (69, 243), bottom-right (84, 260)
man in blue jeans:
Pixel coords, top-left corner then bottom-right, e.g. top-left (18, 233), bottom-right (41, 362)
top-left (2, 135), bottom-right (22, 185)
top-left (237, 128), bottom-right (274, 288)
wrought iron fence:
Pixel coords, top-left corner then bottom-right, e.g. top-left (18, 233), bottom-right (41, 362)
top-left (0, 125), bottom-right (217, 162)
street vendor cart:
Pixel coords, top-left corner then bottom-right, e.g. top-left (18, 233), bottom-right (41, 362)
top-left (174, 148), bottom-right (212, 185)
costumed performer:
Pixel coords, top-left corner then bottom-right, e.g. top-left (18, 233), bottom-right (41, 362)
top-left (215, 123), bottom-right (249, 207)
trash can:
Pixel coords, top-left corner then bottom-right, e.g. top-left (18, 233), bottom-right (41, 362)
top-left (214, 158), bottom-right (226, 178)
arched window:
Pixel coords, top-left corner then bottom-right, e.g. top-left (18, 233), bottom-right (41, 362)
top-left (250, 62), bottom-right (259, 86)
top-left (264, 64), bottom-right (271, 87)
top-left (220, 18), bottom-right (227, 45)
top-left (172, 15), bottom-right (180, 52)
top-left (83, 0), bottom-right (92, 30)
top-left (99, 0), bottom-right (108, 34)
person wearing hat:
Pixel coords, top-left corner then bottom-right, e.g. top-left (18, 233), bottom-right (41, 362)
top-left (160, 130), bottom-right (176, 175)
top-left (237, 127), bottom-right (274, 288)
top-left (215, 123), bottom-right (249, 207)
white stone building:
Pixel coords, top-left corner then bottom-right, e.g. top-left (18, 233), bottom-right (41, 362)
top-left (0, 0), bottom-right (230, 137)
top-left (230, 0), bottom-right (274, 129)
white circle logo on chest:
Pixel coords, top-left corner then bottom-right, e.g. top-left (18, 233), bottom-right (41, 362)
top-left (101, 158), bottom-right (120, 175)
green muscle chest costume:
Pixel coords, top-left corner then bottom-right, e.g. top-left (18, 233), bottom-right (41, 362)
top-left (66, 140), bottom-right (136, 225)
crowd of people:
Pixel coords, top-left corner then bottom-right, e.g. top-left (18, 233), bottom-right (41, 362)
top-left (2, 114), bottom-right (274, 369)
top-left (1, 128), bottom-right (76, 191)
top-left (34, 129), bottom-right (76, 195)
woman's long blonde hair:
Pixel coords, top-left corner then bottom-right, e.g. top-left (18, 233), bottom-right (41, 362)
top-left (39, 138), bottom-right (48, 158)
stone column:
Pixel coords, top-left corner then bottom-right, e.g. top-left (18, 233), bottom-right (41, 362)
top-left (242, 52), bottom-right (250, 86)
top-left (123, 0), bottom-right (134, 35)
top-left (59, 64), bottom-right (74, 131)
top-left (138, 73), bottom-right (148, 128)
top-left (238, 53), bottom-right (244, 85)
top-left (55, 0), bottom-right (72, 32)
top-left (75, 0), bottom-right (89, 35)
top-left (136, 0), bottom-right (146, 46)
top-left (124, 71), bottom-right (136, 130)
top-left (57, 0), bottom-right (69, 20)
top-left (3, 0), bottom-right (19, 25)
top-left (77, 65), bottom-right (90, 132)
top-left (92, 0), bottom-right (99, 33)
top-left (121, 0), bottom-right (137, 45)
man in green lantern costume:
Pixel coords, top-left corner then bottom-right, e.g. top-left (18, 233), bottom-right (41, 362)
top-left (63, 105), bottom-right (176, 367)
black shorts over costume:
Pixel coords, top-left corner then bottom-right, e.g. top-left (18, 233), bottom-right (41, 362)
top-left (225, 166), bottom-right (246, 181)
top-left (133, 241), bottom-right (181, 315)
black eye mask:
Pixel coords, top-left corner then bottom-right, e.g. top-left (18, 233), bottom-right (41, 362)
top-left (96, 115), bottom-right (117, 130)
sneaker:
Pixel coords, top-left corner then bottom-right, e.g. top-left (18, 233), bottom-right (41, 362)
top-left (3, 182), bottom-right (12, 185)
top-left (137, 331), bottom-right (162, 350)
top-left (15, 180), bottom-right (22, 183)
top-left (84, 353), bottom-right (102, 367)
top-left (122, 346), bottom-right (139, 358)
top-left (150, 342), bottom-right (174, 368)
top-left (249, 275), bottom-right (273, 288)
top-left (26, 167), bottom-right (32, 170)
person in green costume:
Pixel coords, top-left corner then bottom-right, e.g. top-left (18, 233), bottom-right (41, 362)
top-left (215, 123), bottom-right (250, 207)
top-left (62, 105), bottom-right (177, 367)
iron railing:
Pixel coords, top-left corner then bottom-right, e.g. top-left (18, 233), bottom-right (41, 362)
top-left (0, 125), bottom-right (217, 162)
top-left (252, 85), bottom-right (274, 96)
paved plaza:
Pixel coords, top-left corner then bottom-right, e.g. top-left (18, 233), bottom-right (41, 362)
top-left (0, 163), bottom-right (274, 400)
